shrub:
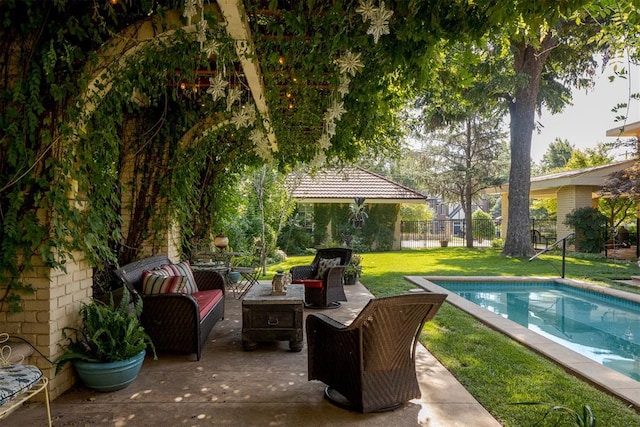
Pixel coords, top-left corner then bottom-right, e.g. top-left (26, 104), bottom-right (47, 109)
top-left (491, 238), bottom-right (504, 248)
top-left (472, 209), bottom-right (496, 243)
top-left (564, 207), bottom-right (607, 253)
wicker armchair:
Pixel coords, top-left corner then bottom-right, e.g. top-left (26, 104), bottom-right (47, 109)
top-left (290, 247), bottom-right (352, 308)
top-left (306, 293), bottom-right (447, 413)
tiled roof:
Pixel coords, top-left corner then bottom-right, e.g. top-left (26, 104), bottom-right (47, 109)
top-left (287, 166), bottom-right (427, 202)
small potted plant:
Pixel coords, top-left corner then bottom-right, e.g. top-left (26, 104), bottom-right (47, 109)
top-left (343, 254), bottom-right (363, 286)
top-left (55, 288), bottom-right (156, 392)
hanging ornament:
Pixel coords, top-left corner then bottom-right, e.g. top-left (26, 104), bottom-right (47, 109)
top-left (206, 74), bottom-right (227, 101)
top-left (318, 133), bottom-right (331, 150)
top-left (367, 2), bottom-right (393, 44)
top-left (326, 101), bottom-right (346, 122)
top-left (196, 19), bottom-right (208, 45)
top-left (338, 75), bottom-right (351, 97)
top-left (203, 39), bottom-right (221, 57)
top-left (230, 106), bottom-right (256, 129)
top-left (226, 87), bottom-right (242, 111)
top-left (326, 121), bottom-right (337, 137)
top-left (250, 128), bottom-right (272, 160)
top-left (312, 151), bottom-right (327, 167)
top-left (356, 0), bottom-right (377, 22)
top-left (334, 50), bottom-right (364, 76)
top-left (183, 0), bottom-right (197, 25)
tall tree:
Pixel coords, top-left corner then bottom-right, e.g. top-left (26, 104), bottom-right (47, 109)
top-left (413, 3), bottom-right (631, 256)
top-left (420, 111), bottom-right (509, 248)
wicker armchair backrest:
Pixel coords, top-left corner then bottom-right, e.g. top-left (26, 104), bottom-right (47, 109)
top-left (351, 293), bottom-right (447, 370)
top-left (313, 248), bottom-right (353, 267)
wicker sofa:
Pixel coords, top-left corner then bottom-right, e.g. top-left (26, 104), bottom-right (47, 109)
top-left (113, 255), bottom-right (226, 361)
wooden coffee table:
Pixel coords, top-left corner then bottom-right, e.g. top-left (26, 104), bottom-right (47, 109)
top-left (242, 283), bottom-right (304, 352)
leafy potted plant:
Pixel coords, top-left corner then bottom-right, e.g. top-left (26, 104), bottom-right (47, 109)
top-left (55, 288), bottom-right (156, 392)
top-left (344, 254), bottom-right (363, 285)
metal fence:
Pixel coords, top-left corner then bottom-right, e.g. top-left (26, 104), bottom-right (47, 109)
top-left (401, 219), bottom-right (557, 249)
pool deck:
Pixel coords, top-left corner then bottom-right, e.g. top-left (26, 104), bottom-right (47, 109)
top-left (406, 276), bottom-right (640, 411)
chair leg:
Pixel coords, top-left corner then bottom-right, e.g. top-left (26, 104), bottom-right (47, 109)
top-left (43, 377), bottom-right (52, 427)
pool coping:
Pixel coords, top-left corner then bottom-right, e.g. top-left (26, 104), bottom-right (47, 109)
top-left (406, 275), bottom-right (640, 411)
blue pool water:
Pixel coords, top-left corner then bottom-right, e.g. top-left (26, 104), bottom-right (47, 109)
top-left (434, 280), bottom-right (640, 381)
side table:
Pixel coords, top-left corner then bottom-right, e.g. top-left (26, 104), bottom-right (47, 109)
top-left (242, 283), bottom-right (304, 352)
top-left (231, 266), bottom-right (260, 298)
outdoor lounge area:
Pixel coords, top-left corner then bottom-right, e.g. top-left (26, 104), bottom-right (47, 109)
top-left (7, 281), bottom-right (500, 426)
top-left (4, 1), bottom-right (640, 426)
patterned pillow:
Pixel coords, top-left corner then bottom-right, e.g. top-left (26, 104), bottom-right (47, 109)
top-left (142, 270), bottom-right (188, 295)
top-left (315, 257), bottom-right (340, 279)
top-left (159, 260), bottom-right (198, 294)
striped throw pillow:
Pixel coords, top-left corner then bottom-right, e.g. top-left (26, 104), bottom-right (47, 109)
top-left (142, 270), bottom-right (188, 294)
top-left (159, 260), bottom-right (198, 294)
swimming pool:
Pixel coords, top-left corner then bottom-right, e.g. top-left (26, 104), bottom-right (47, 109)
top-left (433, 279), bottom-right (640, 380)
top-left (406, 275), bottom-right (640, 409)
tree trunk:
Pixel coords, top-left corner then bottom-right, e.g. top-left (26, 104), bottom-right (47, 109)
top-left (465, 118), bottom-right (474, 248)
top-left (502, 36), bottom-right (556, 257)
top-left (253, 166), bottom-right (268, 275)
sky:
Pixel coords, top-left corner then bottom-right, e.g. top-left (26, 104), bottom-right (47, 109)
top-left (530, 61), bottom-right (640, 162)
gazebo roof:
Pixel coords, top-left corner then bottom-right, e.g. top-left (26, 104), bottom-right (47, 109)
top-left (287, 166), bottom-right (427, 204)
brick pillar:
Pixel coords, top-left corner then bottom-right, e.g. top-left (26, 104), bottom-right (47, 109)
top-left (556, 185), bottom-right (598, 240)
top-left (1, 251), bottom-right (93, 400)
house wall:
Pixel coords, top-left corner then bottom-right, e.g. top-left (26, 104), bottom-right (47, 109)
top-left (308, 202), bottom-right (401, 250)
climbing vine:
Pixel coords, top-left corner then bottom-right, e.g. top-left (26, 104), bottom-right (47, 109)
top-left (0, 0), bottom-right (255, 309)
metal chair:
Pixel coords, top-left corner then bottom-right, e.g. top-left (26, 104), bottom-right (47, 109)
top-left (0, 333), bottom-right (52, 426)
top-left (290, 247), bottom-right (352, 308)
top-left (306, 293), bottom-right (447, 413)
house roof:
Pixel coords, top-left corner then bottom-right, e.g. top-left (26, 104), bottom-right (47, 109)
top-left (487, 159), bottom-right (637, 198)
top-left (606, 120), bottom-right (640, 138)
top-left (287, 166), bottom-right (427, 204)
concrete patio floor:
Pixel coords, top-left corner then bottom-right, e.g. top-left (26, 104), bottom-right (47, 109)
top-left (9, 282), bottom-right (501, 426)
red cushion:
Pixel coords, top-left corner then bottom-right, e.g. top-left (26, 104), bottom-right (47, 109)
top-left (192, 289), bottom-right (223, 320)
top-left (292, 279), bottom-right (324, 289)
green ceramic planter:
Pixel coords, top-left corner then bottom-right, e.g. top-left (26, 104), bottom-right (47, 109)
top-left (73, 350), bottom-right (146, 392)
top-left (228, 271), bottom-right (241, 284)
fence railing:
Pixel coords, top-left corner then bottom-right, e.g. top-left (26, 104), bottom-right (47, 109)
top-left (401, 219), bottom-right (557, 249)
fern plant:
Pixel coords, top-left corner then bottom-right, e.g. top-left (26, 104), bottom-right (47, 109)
top-left (55, 289), bottom-right (156, 373)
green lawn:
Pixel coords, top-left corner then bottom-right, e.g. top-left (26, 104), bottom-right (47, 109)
top-left (270, 248), bottom-right (640, 426)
